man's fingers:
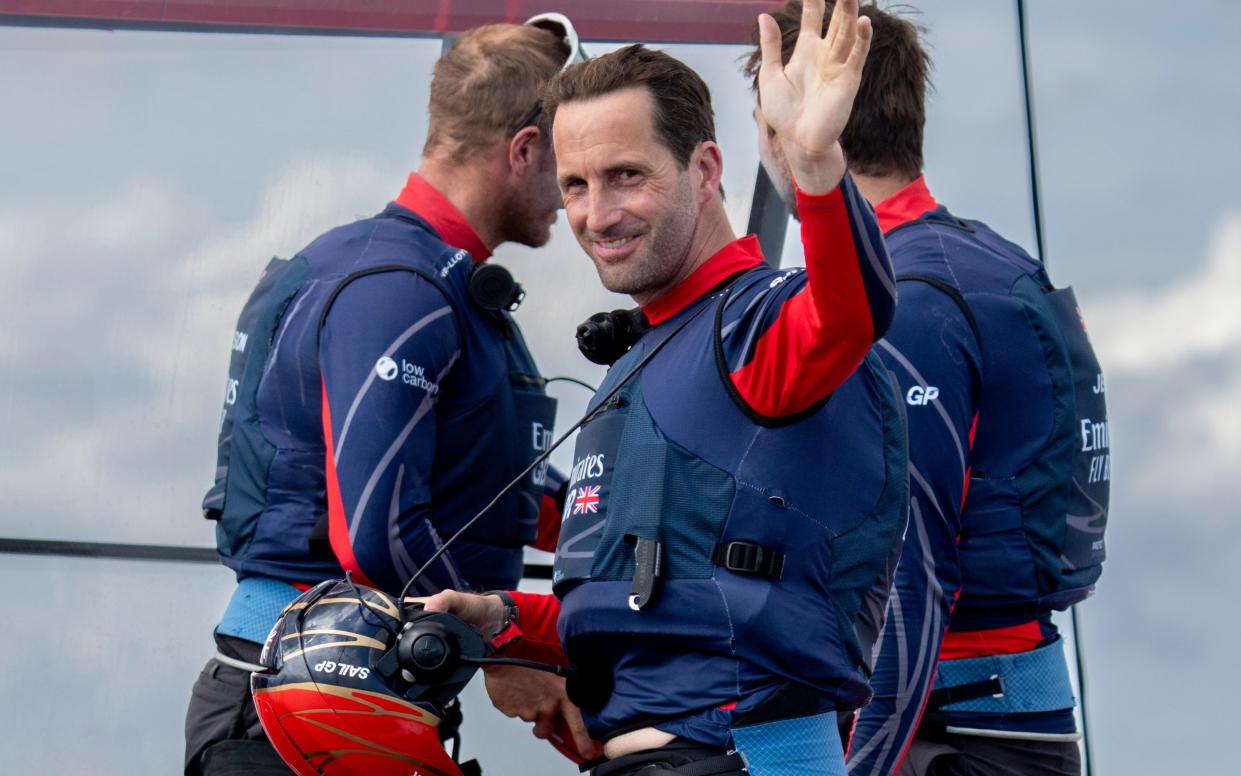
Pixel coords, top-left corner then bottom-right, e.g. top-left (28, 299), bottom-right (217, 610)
top-left (824, 0), bottom-right (843, 47)
top-left (407, 591), bottom-right (448, 611)
top-left (802, 0), bottom-right (826, 43)
top-left (829, 0), bottom-right (859, 63)
top-left (532, 713), bottom-right (554, 740)
top-left (846, 15), bottom-right (873, 71)
top-left (560, 703), bottom-right (596, 758)
top-left (413, 590), bottom-right (503, 634)
top-left (757, 13), bottom-right (784, 82)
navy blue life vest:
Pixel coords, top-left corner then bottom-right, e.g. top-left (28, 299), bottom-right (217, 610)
top-left (887, 210), bottom-right (1109, 620)
top-left (202, 255), bottom-right (312, 550)
top-left (202, 206), bottom-right (555, 591)
top-left (552, 269), bottom-right (909, 740)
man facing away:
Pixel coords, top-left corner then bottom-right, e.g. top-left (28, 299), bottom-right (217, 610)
top-left (748, 4), bottom-right (1110, 775)
top-left (184, 21), bottom-right (589, 775)
top-left (422, 2), bottom-right (911, 773)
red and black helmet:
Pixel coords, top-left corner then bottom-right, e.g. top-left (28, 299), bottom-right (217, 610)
top-left (250, 579), bottom-right (485, 776)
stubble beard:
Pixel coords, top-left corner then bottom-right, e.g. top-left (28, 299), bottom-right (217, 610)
top-left (592, 179), bottom-right (697, 298)
top-left (499, 189), bottom-right (554, 249)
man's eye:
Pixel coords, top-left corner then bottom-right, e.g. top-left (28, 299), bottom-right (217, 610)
top-left (617, 169), bottom-right (641, 183)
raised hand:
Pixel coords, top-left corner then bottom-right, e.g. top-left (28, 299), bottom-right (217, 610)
top-left (756, 0), bottom-right (872, 193)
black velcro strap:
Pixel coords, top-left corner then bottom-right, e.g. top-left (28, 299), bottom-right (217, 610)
top-left (592, 750), bottom-right (745, 776)
top-left (663, 753), bottom-right (747, 775)
top-left (927, 675), bottom-right (1004, 710)
top-left (712, 541), bottom-right (784, 580)
top-left (307, 516), bottom-right (333, 560)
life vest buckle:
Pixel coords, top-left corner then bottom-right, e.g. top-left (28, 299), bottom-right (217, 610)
top-left (712, 541), bottom-right (784, 580)
top-left (627, 536), bottom-right (663, 611)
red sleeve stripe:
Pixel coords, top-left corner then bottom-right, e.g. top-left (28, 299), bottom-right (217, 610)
top-left (320, 374), bottom-right (378, 589)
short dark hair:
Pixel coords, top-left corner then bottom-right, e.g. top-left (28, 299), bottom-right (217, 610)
top-left (543, 44), bottom-right (717, 167)
top-left (743, 1), bottom-right (931, 180)
top-left (424, 24), bottom-right (569, 162)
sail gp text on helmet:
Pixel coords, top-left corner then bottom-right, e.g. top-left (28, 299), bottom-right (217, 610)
top-left (374, 356), bottom-right (440, 396)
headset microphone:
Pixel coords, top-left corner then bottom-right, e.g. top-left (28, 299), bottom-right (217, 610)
top-left (469, 263), bottom-right (526, 312)
top-left (576, 308), bottom-right (649, 366)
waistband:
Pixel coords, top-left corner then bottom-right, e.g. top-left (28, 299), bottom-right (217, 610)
top-left (731, 712), bottom-right (846, 776)
top-left (592, 740), bottom-right (742, 776)
top-left (932, 638), bottom-right (1076, 715)
top-left (215, 576), bottom-right (303, 644)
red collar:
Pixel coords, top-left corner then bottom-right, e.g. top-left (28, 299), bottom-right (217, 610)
top-left (641, 235), bottom-right (765, 326)
top-left (393, 173), bottom-right (492, 261)
top-left (874, 175), bottom-right (939, 234)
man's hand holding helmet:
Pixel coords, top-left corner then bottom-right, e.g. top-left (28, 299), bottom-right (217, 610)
top-left (415, 589), bottom-right (509, 638)
top-left (414, 589), bottom-right (602, 763)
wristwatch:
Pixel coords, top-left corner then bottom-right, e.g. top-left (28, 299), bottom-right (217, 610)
top-left (485, 590), bottom-right (522, 651)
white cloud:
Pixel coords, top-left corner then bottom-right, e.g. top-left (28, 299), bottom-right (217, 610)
top-left (1086, 211), bottom-right (1241, 508)
top-left (0, 214), bottom-right (17, 258)
top-left (1117, 360), bottom-right (1241, 507)
top-left (180, 152), bottom-right (392, 293)
top-left (79, 179), bottom-right (179, 250)
top-left (1087, 211), bottom-right (1241, 375)
top-left (0, 154), bottom-right (393, 544)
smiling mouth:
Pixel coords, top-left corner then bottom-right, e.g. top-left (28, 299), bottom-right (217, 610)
top-left (592, 234), bottom-right (642, 261)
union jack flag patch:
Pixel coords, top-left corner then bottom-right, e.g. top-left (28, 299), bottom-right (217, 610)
top-left (573, 485), bottom-right (601, 515)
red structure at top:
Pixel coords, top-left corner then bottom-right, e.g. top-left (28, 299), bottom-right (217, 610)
top-left (0, 0), bottom-right (771, 42)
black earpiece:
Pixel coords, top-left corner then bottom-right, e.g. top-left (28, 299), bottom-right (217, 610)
top-left (396, 617), bottom-right (460, 681)
top-left (576, 308), bottom-right (649, 366)
top-left (377, 604), bottom-right (569, 708)
top-left (469, 263), bottom-right (525, 312)
top-left (375, 606), bottom-right (484, 707)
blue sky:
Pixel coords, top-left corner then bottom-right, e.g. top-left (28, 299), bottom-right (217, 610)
top-left (0, 2), bottom-right (1236, 773)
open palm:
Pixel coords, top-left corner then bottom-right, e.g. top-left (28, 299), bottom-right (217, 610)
top-left (757, 0), bottom-right (872, 192)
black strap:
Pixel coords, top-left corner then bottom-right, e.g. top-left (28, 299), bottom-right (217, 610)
top-left (316, 263), bottom-right (460, 344)
top-left (884, 211), bottom-right (977, 239)
top-left (661, 753), bottom-right (747, 775)
top-left (895, 273), bottom-right (983, 350)
top-left (307, 515), bottom-right (333, 559)
top-left (591, 748), bottom-right (745, 776)
top-left (712, 541), bottom-right (784, 580)
top-left (927, 675), bottom-right (1004, 710)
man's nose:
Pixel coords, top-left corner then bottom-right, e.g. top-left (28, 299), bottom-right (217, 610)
top-left (584, 189), bottom-right (623, 236)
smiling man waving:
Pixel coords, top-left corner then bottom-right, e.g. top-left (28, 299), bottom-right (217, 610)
top-left (423, 2), bottom-right (909, 773)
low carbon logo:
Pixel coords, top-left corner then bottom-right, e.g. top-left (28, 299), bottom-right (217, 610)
top-left (375, 356), bottom-right (398, 381)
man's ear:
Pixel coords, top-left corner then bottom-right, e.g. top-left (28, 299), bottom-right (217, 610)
top-left (691, 140), bottom-right (725, 205)
top-left (508, 126), bottom-right (545, 176)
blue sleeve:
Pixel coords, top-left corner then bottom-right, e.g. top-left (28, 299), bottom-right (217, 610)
top-left (319, 269), bottom-right (465, 595)
top-left (847, 281), bottom-right (978, 775)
